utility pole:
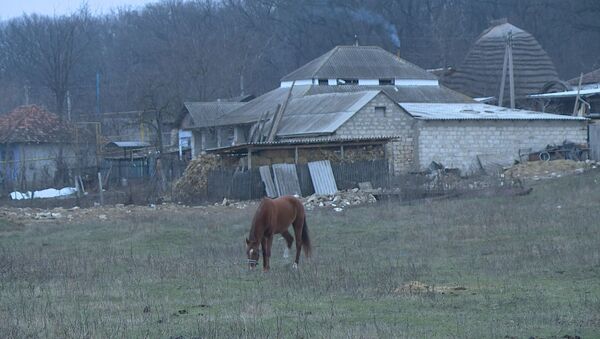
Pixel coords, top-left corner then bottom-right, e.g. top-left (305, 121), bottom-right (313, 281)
top-left (573, 73), bottom-right (583, 116)
top-left (96, 72), bottom-right (101, 114)
top-left (498, 31), bottom-right (515, 108)
top-left (66, 90), bottom-right (72, 121)
top-left (23, 85), bottom-right (30, 105)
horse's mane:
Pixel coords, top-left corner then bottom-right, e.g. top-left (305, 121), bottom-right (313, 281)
top-left (248, 198), bottom-right (269, 242)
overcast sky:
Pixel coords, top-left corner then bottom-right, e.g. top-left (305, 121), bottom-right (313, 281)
top-left (0, 0), bottom-right (156, 20)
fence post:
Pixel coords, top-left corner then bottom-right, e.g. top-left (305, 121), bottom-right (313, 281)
top-left (98, 172), bottom-right (104, 205)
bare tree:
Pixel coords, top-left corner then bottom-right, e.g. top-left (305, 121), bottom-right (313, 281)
top-left (0, 9), bottom-right (94, 117)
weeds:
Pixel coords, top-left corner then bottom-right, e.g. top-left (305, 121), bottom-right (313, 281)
top-left (0, 171), bottom-right (599, 337)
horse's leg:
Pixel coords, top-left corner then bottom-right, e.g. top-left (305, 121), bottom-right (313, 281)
top-left (262, 235), bottom-right (273, 272)
top-left (292, 221), bottom-right (303, 269)
top-left (261, 237), bottom-right (269, 272)
top-left (281, 230), bottom-right (293, 259)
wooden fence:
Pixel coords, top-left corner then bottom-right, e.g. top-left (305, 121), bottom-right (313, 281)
top-left (203, 159), bottom-right (390, 202)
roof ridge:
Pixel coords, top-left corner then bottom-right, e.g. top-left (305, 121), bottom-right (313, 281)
top-left (309, 46), bottom-right (340, 79)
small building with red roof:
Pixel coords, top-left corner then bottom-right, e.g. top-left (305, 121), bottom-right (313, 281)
top-left (0, 105), bottom-right (92, 190)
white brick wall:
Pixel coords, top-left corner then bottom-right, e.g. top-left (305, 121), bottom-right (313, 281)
top-left (418, 120), bottom-right (588, 173)
top-left (335, 93), bottom-right (417, 173)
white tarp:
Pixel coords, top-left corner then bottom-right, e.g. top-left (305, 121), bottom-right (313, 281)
top-left (10, 187), bottom-right (78, 200)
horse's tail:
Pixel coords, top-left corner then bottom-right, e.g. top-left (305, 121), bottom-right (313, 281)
top-left (302, 215), bottom-right (311, 257)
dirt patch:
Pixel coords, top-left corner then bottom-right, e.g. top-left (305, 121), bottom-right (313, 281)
top-left (504, 160), bottom-right (598, 181)
top-left (394, 281), bottom-right (468, 295)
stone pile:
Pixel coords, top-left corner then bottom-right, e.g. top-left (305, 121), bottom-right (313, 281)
top-left (302, 188), bottom-right (378, 211)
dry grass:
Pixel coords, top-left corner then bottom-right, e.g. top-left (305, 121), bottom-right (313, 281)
top-left (1, 170), bottom-right (599, 338)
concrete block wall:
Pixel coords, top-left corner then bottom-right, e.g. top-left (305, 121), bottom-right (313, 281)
top-left (335, 93), bottom-right (417, 173)
top-left (417, 120), bottom-right (588, 173)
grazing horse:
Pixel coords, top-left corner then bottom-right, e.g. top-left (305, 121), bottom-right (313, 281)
top-left (246, 195), bottom-right (311, 271)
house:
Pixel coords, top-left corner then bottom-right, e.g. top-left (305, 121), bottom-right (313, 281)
top-left (527, 68), bottom-right (600, 118)
top-left (0, 105), bottom-right (94, 189)
top-left (439, 19), bottom-right (560, 106)
top-left (180, 101), bottom-right (248, 156)
top-left (191, 45), bottom-right (587, 174)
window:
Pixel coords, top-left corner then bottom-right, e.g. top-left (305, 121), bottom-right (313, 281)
top-left (318, 79), bottom-right (328, 85)
top-left (336, 78), bottom-right (358, 85)
top-left (375, 106), bottom-right (387, 117)
top-left (379, 78), bottom-right (395, 85)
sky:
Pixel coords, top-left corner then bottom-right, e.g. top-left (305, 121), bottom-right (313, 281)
top-left (0, 0), bottom-right (155, 20)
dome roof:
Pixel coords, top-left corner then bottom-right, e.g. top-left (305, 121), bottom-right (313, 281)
top-left (442, 21), bottom-right (559, 100)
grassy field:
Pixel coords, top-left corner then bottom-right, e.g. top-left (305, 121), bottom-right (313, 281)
top-left (1, 171), bottom-right (599, 338)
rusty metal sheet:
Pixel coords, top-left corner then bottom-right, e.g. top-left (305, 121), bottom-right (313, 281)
top-left (308, 160), bottom-right (338, 195)
top-left (272, 163), bottom-right (302, 197)
top-left (259, 166), bottom-right (278, 198)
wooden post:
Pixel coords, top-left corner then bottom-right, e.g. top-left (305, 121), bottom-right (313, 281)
top-left (498, 40), bottom-right (509, 107)
top-left (74, 177), bottom-right (81, 198)
top-left (573, 73), bottom-right (583, 116)
top-left (507, 33), bottom-right (515, 109)
top-left (294, 147), bottom-right (298, 164)
top-left (97, 172), bottom-right (104, 205)
top-left (248, 148), bottom-right (252, 169)
top-left (340, 145), bottom-right (345, 159)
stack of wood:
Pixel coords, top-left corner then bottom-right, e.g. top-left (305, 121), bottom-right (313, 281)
top-left (173, 154), bottom-right (221, 202)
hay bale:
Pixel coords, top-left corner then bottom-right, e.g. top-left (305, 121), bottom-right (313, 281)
top-left (173, 154), bottom-right (221, 202)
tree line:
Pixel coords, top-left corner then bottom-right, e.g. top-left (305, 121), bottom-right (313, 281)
top-left (0, 0), bottom-right (598, 121)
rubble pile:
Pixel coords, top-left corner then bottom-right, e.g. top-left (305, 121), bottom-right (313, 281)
top-left (504, 159), bottom-right (598, 180)
top-left (173, 154), bottom-right (221, 202)
top-left (302, 188), bottom-right (378, 211)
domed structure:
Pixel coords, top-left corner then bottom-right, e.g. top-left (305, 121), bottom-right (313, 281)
top-left (442, 19), bottom-right (560, 103)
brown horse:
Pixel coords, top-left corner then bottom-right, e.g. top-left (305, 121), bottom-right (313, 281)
top-left (245, 195), bottom-right (311, 271)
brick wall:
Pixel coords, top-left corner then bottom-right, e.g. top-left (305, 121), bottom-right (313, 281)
top-left (335, 92), bottom-right (418, 173)
top-left (417, 120), bottom-right (588, 173)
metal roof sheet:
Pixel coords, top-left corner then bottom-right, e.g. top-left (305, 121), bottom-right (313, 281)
top-left (183, 101), bottom-right (246, 128)
top-left (276, 91), bottom-right (380, 137)
top-left (205, 136), bottom-right (396, 153)
top-left (527, 88), bottom-right (600, 99)
top-left (306, 84), bottom-right (474, 103)
top-left (106, 141), bottom-right (152, 148)
top-left (281, 45), bottom-right (438, 82)
top-left (399, 103), bottom-right (588, 121)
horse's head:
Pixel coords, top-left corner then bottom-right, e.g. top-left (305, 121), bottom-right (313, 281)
top-left (245, 238), bottom-right (259, 269)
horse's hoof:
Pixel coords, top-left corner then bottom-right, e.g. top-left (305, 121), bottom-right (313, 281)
top-left (292, 263), bottom-right (298, 270)
top-left (263, 268), bottom-right (270, 273)
top-left (283, 248), bottom-right (289, 258)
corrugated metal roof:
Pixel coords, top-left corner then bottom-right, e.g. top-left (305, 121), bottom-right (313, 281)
top-left (281, 45), bottom-right (438, 82)
top-left (205, 136), bottom-right (396, 153)
top-left (308, 160), bottom-right (338, 195)
top-left (183, 101), bottom-right (246, 128)
top-left (259, 166), bottom-right (278, 198)
top-left (399, 103), bottom-right (588, 121)
top-left (568, 68), bottom-right (600, 86)
top-left (215, 83), bottom-right (473, 128)
top-left (216, 86), bottom-right (311, 126)
top-left (276, 91), bottom-right (379, 137)
top-left (305, 84), bottom-right (474, 103)
top-left (272, 164), bottom-right (302, 196)
top-left (528, 88), bottom-right (600, 99)
top-left (106, 141), bottom-right (152, 148)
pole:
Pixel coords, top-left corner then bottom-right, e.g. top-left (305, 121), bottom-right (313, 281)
top-left (66, 90), bottom-right (72, 121)
top-left (96, 72), bottom-right (101, 114)
top-left (97, 172), bottom-right (104, 205)
top-left (573, 73), bottom-right (583, 116)
top-left (507, 32), bottom-right (515, 109)
top-left (499, 42), bottom-right (509, 107)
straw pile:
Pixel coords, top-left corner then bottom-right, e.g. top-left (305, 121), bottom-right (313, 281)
top-left (173, 154), bottom-right (221, 202)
